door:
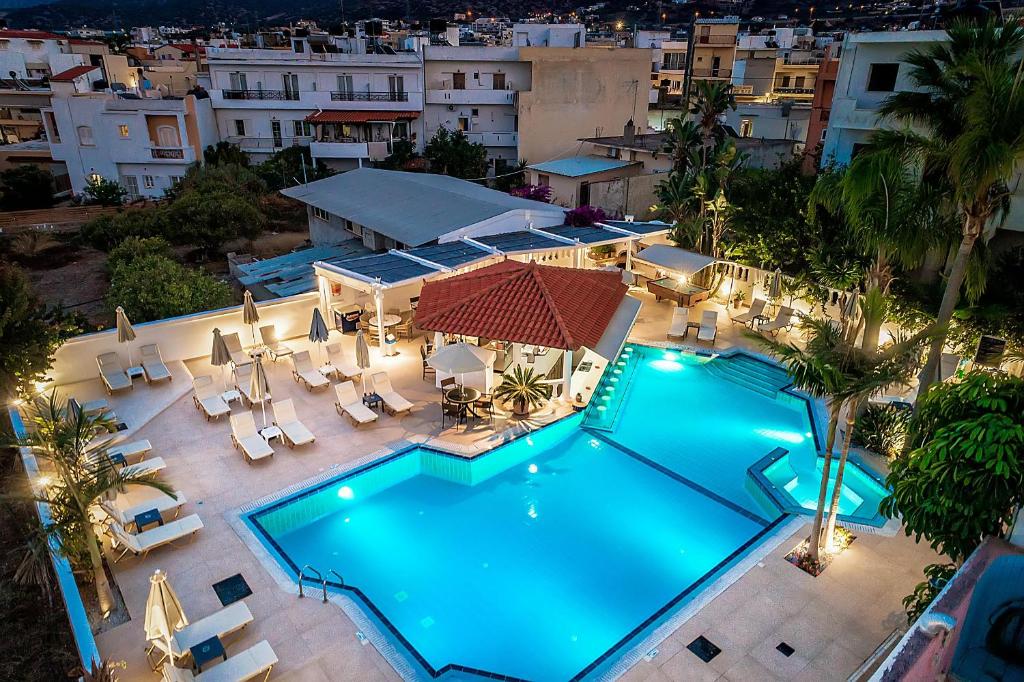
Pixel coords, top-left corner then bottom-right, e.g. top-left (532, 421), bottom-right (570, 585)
top-left (271, 120), bottom-right (282, 147)
top-left (229, 72), bottom-right (247, 91)
top-left (711, 56), bottom-right (721, 77)
top-left (282, 74), bottom-right (299, 100)
top-left (388, 75), bottom-right (404, 101)
top-left (336, 74), bottom-right (353, 99)
top-left (579, 181), bottom-right (590, 207)
top-left (156, 125), bottom-right (179, 147)
top-left (452, 72), bottom-right (466, 90)
top-left (492, 72), bottom-right (506, 90)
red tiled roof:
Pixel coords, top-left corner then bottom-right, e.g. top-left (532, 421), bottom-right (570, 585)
top-left (69, 38), bottom-right (105, 45)
top-left (0, 30), bottom-right (63, 40)
top-left (49, 65), bottom-right (99, 82)
top-left (414, 260), bottom-right (627, 350)
top-left (305, 110), bottom-right (420, 124)
top-left (166, 43), bottom-right (206, 54)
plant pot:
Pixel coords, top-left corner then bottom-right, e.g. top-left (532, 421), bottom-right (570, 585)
top-left (512, 399), bottom-right (529, 417)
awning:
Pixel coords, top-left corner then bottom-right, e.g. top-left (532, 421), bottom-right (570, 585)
top-left (634, 244), bottom-right (717, 278)
top-left (305, 110), bottom-right (420, 124)
top-left (590, 295), bottom-right (643, 362)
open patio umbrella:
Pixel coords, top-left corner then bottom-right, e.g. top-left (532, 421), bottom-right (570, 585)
top-left (145, 569), bottom-right (187, 665)
top-left (355, 329), bottom-right (371, 377)
top-left (308, 308), bottom-right (329, 367)
top-left (428, 342), bottom-right (491, 388)
top-left (115, 306), bottom-right (137, 367)
top-left (250, 351), bottom-right (271, 427)
top-left (242, 290), bottom-right (260, 345)
top-left (210, 328), bottom-right (232, 391)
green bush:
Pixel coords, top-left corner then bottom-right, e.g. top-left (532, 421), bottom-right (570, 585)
top-left (853, 403), bottom-right (910, 459)
top-left (0, 166), bottom-right (56, 210)
top-left (255, 146), bottom-right (332, 191)
top-left (80, 208), bottom-right (168, 250)
top-left (204, 141), bottom-right (250, 167)
top-left (106, 254), bottom-right (232, 323)
top-left (82, 177), bottom-right (128, 206)
top-left (164, 189), bottom-right (265, 253)
top-left (107, 236), bottom-right (174, 273)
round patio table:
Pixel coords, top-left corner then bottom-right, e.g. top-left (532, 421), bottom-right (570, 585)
top-left (445, 386), bottom-right (481, 405)
top-left (368, 314), bottom-right (402, 328)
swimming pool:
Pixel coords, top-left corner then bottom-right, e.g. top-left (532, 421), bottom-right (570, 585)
top-left (244, 344), bottom-right (887, 680)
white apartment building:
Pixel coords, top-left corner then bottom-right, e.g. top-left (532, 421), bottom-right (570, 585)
top-left (43, 76), bottom-right (217, 199)
top-left (205, 40), bottom-right (423, 170)
top-left (0, 29), bottom-right (86, 81)
top-left (423, 46), bottom-right (527, 173)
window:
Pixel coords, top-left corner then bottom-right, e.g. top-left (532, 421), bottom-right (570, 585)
top-left (282, 74), bottom-right (299, 100)
top-left (457, 117), bottom-right (469, 131)
top-left (143, 175), bottom-right (155, 189)
top-left (87, 172), bottom-right (102, 185)
top-left (118, 124), bottom-right (130, 138)
top-left (538, 173), bottom-right (550, 187)
top-left (492, 72), bottom-right (505, 90)
top-left (271, 120), bottom-right (282, 147)
top-left (452, 72), bottom-right (466, 89)
top-left (781, 75), bottom-right (791, 88)
top-left (156, 125), bottom-right (179, 147)
top-left (313, 206), bottom-right (330, 221)
top-left (122, 175), bottom-right (139, 201)
top-left (663, 52), bottom-right (685, 70)
top-left (866, 63), bottom-right (899, 92)
top-left (795, 76), bottom-right (805, 88)
top-left (76, 125), bottom-right (94, 146)
top-left (229, 72), bottom-right (248, 90)
top-left (233, 119), bottom-right (245, 136)
top-left (336, 74), bottom-right (353, 96)
top-left (344, 219), bottom-right (362, 236)
top-left (293, 120), bottom-right (313, 137)
top-left (471, 108), bottom-right (479, 117)
top-left (388, 75), bottom-right (404, 100)
top-left (292, 39), bottom-right (304, 53)
top-left (739, 119), bottom-right (753, 137)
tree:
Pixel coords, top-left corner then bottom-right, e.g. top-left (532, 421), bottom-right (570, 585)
top-left (79, 208), bottom-right (168, 251)
top-left (874, 20), bottom-right (1024, 396)
top-left (82, 178), bottom-right (127, 206)
top-left (12, 393), bottom-right (172, 616)
top-left (881, 372), bottom-right (1024, 563)
top-left (106, 254), bottom-right (232, 322)
top-left (689, 80), bottom-right (736, 164)
top-left (661, 118), bottom-right (702, 175)
top-left (255, 146), bottom-right (331, 191)
top-left (106, 236), bottom-right (174, 273)
top-left (424, 127), bottom-right (488, 180)
top-left (0, 166), bottom-right (56, 210)
top-left (377, 139), bottom-right (421, 171)
top-left (165, 189), bottom-right (265, 254)
top-left (203, 141), bottom-right (250, 167)
top-left (0, 265), bottom-right (82, 400)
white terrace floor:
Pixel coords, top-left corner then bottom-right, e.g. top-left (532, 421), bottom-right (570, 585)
top-left (62, 292), bottom-right (940, 682)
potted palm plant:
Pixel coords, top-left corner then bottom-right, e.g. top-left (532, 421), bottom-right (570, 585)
top-left (494, 366), bottom-right (550, 416)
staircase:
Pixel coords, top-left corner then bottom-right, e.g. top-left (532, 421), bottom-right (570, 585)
top-left (705, 354), bottom-right (792, 398)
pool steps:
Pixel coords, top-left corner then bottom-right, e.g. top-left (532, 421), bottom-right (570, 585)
top-left (704, 353), bottom-right (792, 397)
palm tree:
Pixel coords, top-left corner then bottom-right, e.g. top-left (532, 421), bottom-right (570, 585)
top-left (661, 117), bottom-right (702, 175)
top-left (13, 392), bottom-right (172, 617)
top-left (874, 19), bottom-right (1024, 397)
top-left (689, 80), bottom-right (736, 150)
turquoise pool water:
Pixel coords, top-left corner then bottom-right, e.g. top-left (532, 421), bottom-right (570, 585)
top-left (246, 345), bottom-right (887, 680)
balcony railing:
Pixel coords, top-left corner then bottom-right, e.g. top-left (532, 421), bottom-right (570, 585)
top-left (330, 91), bottom-right (409, 102)
top-left (696, 34), bottom-right (736, 45)
top-left (691, 68), bottom-right (733, 79)
top-left (150, 147), bottom-right (185, 159)
top-left (222, 89), bottom-right (301, 101)
top-left (773, 87), bottom-right (815, 95)
top-left (226, 135), bottom-right (312, 150)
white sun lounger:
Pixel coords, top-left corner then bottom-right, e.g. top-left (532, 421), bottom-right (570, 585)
top-left (102, 488), bottom-right (187, 526)
top-left (160, 639), bottom-right (276, 682)
top-left (234, 364), bottom-right (271, 407)
top-left (193, 375), bottom-right (231, 420)
top-left (230, 412), bottom-right (274, 463)
top-left (760, 306), bottom-right (795, 336)
top-left (667, 307), bottom-right (689, 339)
top-left (335, 381), bottom-right (377, 426)
top-left (290, 351), bottom-right (329, 391)
top-left (111, 514), bottom-right (203, 561)
top-left (147, 601), bottom-right (255, 667)
top-left (107, 439), bottom-right (152, 463)
top-left (89, 453), bottom-right (165, 476)
top-left (325, 343), bottom-right (362, 380)
top-left (370, 372), bottom-right (414, 415)
top-left (97, 352), bottom-right (133, 394)
top-left (731, 298), bottom-right (768, 326)
top-left (272, 399), bottom-right (315, 447)
top-left (140, 344), bottom-right (172, 383)
top-left (222, 332), bottom-right (251, 367)
top-left (259, 324), bottom-right (294, 361)
top-left (696, 310), bottom-right (719, 344)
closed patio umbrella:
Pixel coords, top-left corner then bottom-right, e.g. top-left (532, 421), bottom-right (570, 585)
top-left (210, 328), bottom-right (232, 390)
top-left (242, 290), bottom-right (260, 345)
top-left (250, 351), bottom-right (271, 427)
top-left (768, 268), bottom-right (783, 302)
top-left (843, 288), bottom-right (860, 322)
top-left (355, 329), bottom-right (371, 376)
top-left (309, 308), bottom-right (329, 366)
top-left (145, 570), bottom-right (187, 665)
top-left (115, 306), bottom-right (137, 367)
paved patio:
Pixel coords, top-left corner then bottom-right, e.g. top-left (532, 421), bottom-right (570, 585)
top-left (57, 292), bottom-right (939, 681)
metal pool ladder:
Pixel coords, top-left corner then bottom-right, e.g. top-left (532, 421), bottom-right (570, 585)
top-left (297, 564), bottom-right (344, 603)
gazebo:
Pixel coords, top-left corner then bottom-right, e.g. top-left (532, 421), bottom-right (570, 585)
top-left (415, 260), bottom-right (637, 401)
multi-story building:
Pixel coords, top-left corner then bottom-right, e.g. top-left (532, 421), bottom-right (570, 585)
top-left (732, 27), bottom-right (828, 103)
top-left (804, 42), bottom-right (841, 169)
top-left (689, 18), bottom-right (739, 84)
top-left (43, 71), bottom-right (218, 199)
top-left (0, 29), bottom-right (87, 81)
top-left (423, 46), bottom-right (527, 174)
top-left (205, 39), bottom-right (423, 169)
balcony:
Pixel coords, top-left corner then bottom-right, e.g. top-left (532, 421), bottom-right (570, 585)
top-left (773, 87), bottom-right (815, 96)
top-left (691, 68), bottom-right (733, 79)
top-left (696, 34), bottom-right (736, 45)
top-left (310, 140), bottom-right (390, 161)
top-left (222, 89), bottom-right (300, 101)
top-left (464, 131), bottom-right (518, 147)
top-left (150, 146), bottom-right (185, 160)
top-left (225, 136), bottom-right (312, 153)
top-left (732, 84), bottom-right (755, 95)
top-left (426, 88), bottom-right (517, 106)
top-left (112, 144), bottom-right (195, 165)
top-left (331, 91), bottom-right (409, 102)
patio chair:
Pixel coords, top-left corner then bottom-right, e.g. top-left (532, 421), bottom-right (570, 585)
top-left (110, 514), bottom-right (203, 561)
top-left (370, 372), bottom-right (414, 415)
top-left (229, 412), bottom-right (274, 464)
top-left (221, 332), bottom-right (251, 367)
top-left (696, 310), bottom-right (719, 344)
top-left (759, 306), bottom-right (796, 336)
top-left (139, 344), bottom-right (172, 383)
top-left (160, 640), bottom-right (277, 682)
top-left (440, 377), bottom-right (456, 393)
top-left (259, 324), bottom-right (294, 361)
top-left (394, 312), bottom-right (414, 340)
top-left (667, 307), bottom-right (689, 339)
top-left (145, 601), bottom-right (254, 669)
top-left (234, 364), bottom-right (271, 407)
top-left (272, 399), bottom-right (315, 448)
top-left (421, 345), bottom-right (436, 380)
top-left (335, 381), bottom-right (378, 426)
top-left (97, 352), bottom-right (133, 394)
top-left (473, 394), bottom-right (495, 426)
top-left (290, 351), bottom-right (329, 391)
top-left (731, 298), bottom-right (768, 326)
top-left (193, 375), bottom-right (231, 420)
top-left (441, 394), bottom-right (466, 430)
top-left (101, 488), bottom-right (187, 527)
top-left (325, 343), bottom-right (362, 381)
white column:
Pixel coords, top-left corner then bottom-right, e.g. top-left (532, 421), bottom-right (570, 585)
top-left (317, 275), bottom-right (332, 328)
top-left (374, 285), bottom-right (387, 354)
top-left (561, 349), bottom-right (572, 402)
top-left (625, 241), bottom-right (633, 271)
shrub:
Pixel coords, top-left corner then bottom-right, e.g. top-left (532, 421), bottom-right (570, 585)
top-left (853, 403), bottom-right (910, 459)
top-left (107, 236), bottom-right (174, 273)
top-left (203, 141), bottom-right (250, 167)
top-left (80, 208), bottom-right (167, 250)
top-left (0, 166), bottom-right (56, 210)
top-left (564, 205), bottom-right (607, 227)
top-left (106, 254), bottom-right (232, 323)
top-left (255, 146), bottom-right (332, 191)
top-left (82, 178), bottom-right (128, 206)
top-left (509, 184), bottom-right (552, 202)
top-left (164, 189), bottom-right (265, 253)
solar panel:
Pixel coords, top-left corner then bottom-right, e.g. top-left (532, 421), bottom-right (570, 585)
top-left (602, 220), bottom-right (672, 235)
top-left (328, 253), bottom-right (440, 285)
top-left (405, 241), bottom-right (492, 268)
top-left (542, 225), bottom-right (622, 245)
top-left (477, 231), bottom-right (566, 253)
